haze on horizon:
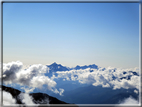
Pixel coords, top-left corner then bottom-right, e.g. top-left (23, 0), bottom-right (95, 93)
top-left (3, 3), bottom-right (139, 69)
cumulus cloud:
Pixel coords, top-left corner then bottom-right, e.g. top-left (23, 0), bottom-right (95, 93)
top-left (53, 66), bottom-right (140, 91)
top-left (15, 64), bottom-right (48, 86)
top-left (3, 61), bottom-right (23, 83)
top-left (0, 87), bottom-right (16, 105)
top-left (2, 90), bottom-right (16, 105)
top-left (119, 96), bottom-right (139, 104)
top-left (2, 61), bottom-right (62, 95)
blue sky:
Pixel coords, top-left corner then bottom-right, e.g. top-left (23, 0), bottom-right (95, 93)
top-left (3, 3), bottom-right (139, 68)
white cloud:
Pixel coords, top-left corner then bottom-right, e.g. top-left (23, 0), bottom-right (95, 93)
top-left (18, 93), bottom-right (37, 106)
top-left (59, 88), bottom-right (64, 96)
top-left (3, 61), bottom-right (23, 83)
top-left (119, 96), bottom-right (139, 104)
top-left (3, 61), bottom-right (63, 95)
top-left (51, 88), bottom-right (64, 96)
top-left (0, 87), bottom-right (47, 106)
top-left (16, 64), bottom-right (48, 86)
top-left (3, 91), bottom-right (16, 105)
top-left (21, 87), bottom-right (35, 93)
top-left (3, 61), bottom-right (140, 96)
top-left (134, 90), bottom-right (138, 94)
top-left (54, 66), bottom-right (140, 91)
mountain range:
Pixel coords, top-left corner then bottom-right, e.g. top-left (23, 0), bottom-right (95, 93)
top-left (46, 62), bottom-right (98, 72)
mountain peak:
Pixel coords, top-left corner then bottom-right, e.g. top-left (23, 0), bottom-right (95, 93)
top-left (52, 62), bottom-right (58, 65)
top-left (74, 64), bottom-right (98, 70)
top-left (47, 62), bottom-right (69, 72)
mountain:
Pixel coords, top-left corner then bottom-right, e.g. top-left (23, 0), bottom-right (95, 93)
top-left (2, 85), bottom-right (22, 104)
top-left (46, 62), bottom-right (98, 73)
top-left (73, 64), bottom-right (98, 70)
top-left (2, 85), bottom-right (78, 106)
top-left (47, 62), bottom-right (69, 72)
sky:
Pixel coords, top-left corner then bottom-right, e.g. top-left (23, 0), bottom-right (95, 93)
top-left (3, 3), bottom-right (139, 68)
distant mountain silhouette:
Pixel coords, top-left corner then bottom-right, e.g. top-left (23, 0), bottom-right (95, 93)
top-left (73, 64), bottom-right (98, 70)
top-left (46, 62), bottom-right (98, 73)
top-left (2, 85), bottom-right (78, 106)
top-left (45, 62), bottom-right (98, 78)
top-left (47, 62), bottom-right (69, 72)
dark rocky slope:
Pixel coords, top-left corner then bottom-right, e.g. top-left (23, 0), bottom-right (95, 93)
top-left (2, 85), bottom-right (78, 106)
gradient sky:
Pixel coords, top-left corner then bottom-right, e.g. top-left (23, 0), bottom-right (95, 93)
top-left (3, 3), bottom-right (139, 68)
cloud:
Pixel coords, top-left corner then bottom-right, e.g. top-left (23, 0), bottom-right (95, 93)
top-left (16, 64), bottom-right (48, 86)
top-left (2, 61), bottom-right (140, 96)
top-left (2, 61), bottom-right (62, 95)
top-left (3, 61), bottom-right (23, 83)
top-left (59, 88), bottom-right (64, 96)
top-left (119, 96), bottom-right (139, 104)
top-left (134, 90), bottom-right (138, 94)
top-left (51, 88), bottom-right (64, 96)
top-left (2, 90), bottom-right (16, 105)
top-left (0, 87), bottom-right (47, 106)
top-left (21, 87), bottom-right (35, 93)
top-left (18, 93), bottom-right (37, 106)
top-left (53, 66), bottom-right (140, 91)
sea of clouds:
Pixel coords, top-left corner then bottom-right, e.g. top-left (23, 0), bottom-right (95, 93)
top-left (1, 90), bottom-right (139, 106)
top-left (52, 66), bottom-right (140, 92)
top-left (1, 61), bottom-right (141, 105)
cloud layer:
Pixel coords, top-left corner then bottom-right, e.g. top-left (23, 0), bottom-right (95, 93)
top-left (2, 61), bottom-right (62, 94)
top-left (53, 66), bottom-right (140, 91)
top-left (2, 61), bottom-right (140, 98)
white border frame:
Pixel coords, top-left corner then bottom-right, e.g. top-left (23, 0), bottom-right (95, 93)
top-left (1, 0), bottom-right (141, 107)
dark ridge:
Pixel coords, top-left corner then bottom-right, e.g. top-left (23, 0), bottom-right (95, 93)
top-left (2, 85), bottom-right (23, 104)
top-left (29, 92), bottom-right (67, 104)
top-left (1, 85), bottom-right (78, 106)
